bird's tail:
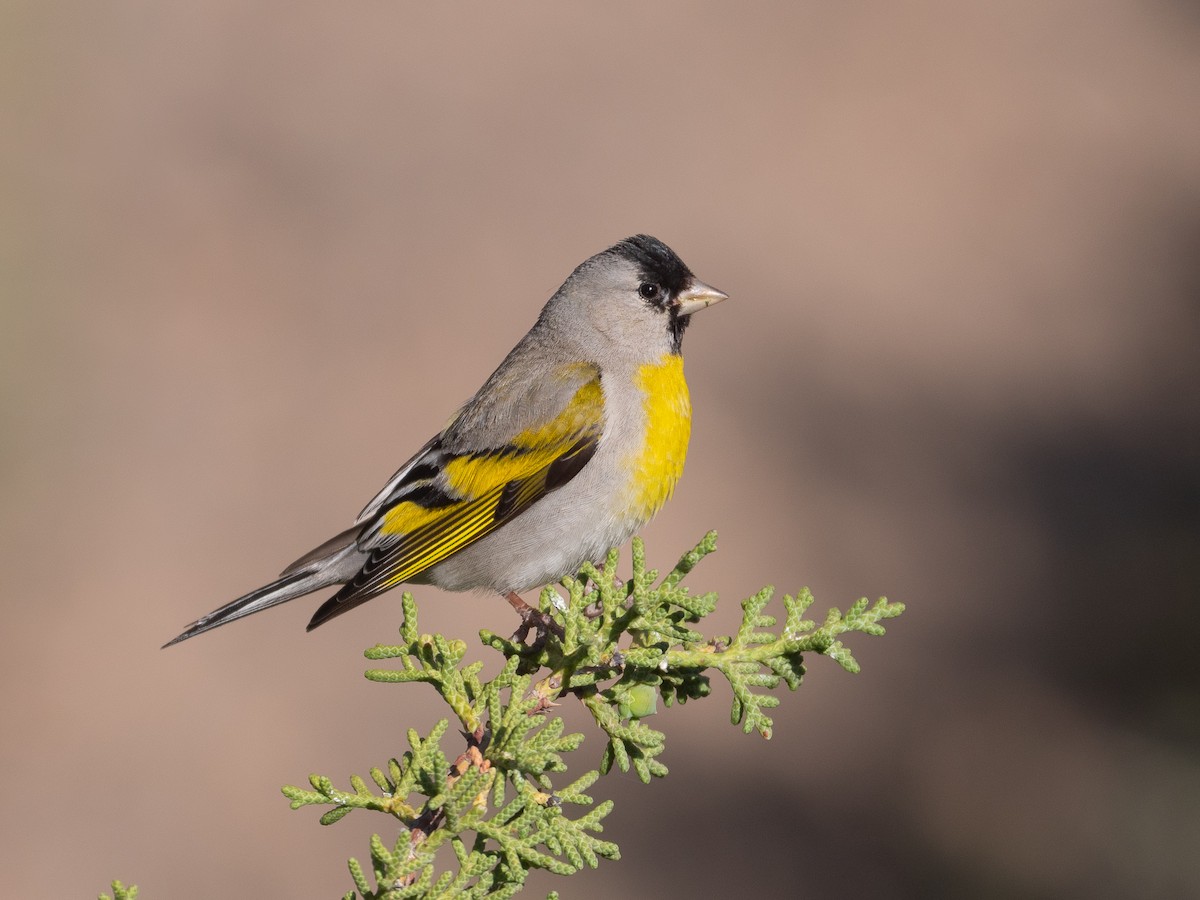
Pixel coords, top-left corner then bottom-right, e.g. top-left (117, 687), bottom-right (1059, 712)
top-left (162, 571), bottom-right (326, 647)
top-left (163, 527), bottom-right (362, 647)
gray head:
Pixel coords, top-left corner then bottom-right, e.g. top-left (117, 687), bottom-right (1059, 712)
top-left (538, 235), bottom-right (728, 367)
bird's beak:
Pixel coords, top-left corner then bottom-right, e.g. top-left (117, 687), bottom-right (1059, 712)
top-left (674, 279), bottom-right (729, 316)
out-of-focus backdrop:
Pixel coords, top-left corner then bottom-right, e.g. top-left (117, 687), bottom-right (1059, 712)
top-left (3, 3), bottom-right (1198, 897)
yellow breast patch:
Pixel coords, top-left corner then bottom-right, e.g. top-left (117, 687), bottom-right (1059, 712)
top-left (624, 354), bottom-right (691, 520)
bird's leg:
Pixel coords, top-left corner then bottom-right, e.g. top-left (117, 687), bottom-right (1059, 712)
top-left (504, 590), bottom-right (564, 644)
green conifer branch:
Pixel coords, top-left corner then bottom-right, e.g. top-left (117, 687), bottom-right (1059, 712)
top-left (99, 881), bottom-right (138, 900)
top-left (275, 531), bottom-right (903, 898)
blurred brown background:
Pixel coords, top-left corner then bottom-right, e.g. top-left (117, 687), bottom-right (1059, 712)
top-left (3, 2), bottom-right (1199, 897)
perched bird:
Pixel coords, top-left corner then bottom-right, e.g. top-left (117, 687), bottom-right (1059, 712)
top-left (164, 235), bottom-right (726, 647)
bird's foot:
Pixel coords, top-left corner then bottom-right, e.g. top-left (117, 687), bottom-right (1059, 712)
top-left (505, 591), bottom-right (565, 645)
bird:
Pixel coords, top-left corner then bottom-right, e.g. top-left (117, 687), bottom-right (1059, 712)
top-left (164, 235), bottom-right (727, 647)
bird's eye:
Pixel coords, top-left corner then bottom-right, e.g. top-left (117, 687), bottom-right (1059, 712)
top-left (638, 283), bottom-right (660, 301)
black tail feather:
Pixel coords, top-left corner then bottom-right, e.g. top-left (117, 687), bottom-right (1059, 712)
top-left (163, 570), bottom-right (323, 648)
top-left (305, 584), bottom-right (380, 632)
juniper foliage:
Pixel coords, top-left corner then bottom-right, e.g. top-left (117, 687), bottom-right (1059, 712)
top-left (99, 881), bottom-right (138, 900)
top-left (280, 532), bottom-right (904, 898)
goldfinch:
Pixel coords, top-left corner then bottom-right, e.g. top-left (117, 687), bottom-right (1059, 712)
top-left (165, 235), bottom-right (726, 646)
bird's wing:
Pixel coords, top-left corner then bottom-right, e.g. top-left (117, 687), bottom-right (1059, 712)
top-left (355, 434), bottom-right (446, 526)
top-left (307, 363), bottom-right (604, 626)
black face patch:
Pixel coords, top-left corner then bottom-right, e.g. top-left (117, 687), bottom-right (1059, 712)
top-left (610, 235), bottom-right (693, 298)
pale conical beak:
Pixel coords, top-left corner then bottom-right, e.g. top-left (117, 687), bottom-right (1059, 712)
top-left (674, 279), bottom-right (729, 316)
